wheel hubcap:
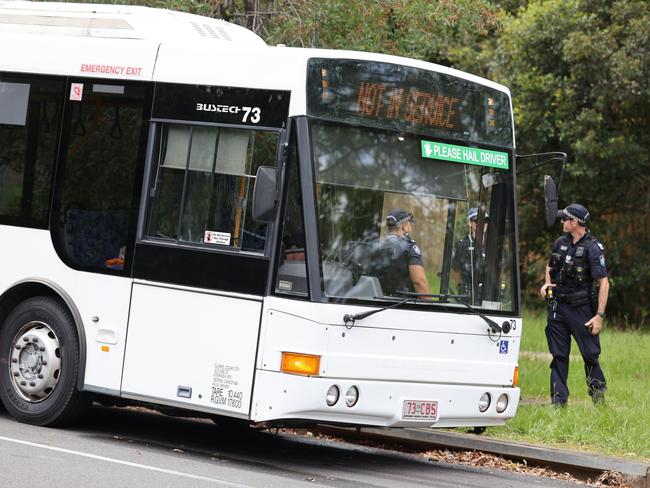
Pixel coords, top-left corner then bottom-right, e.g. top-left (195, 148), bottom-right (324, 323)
top-left (9, 321), bottom-right (62, 402)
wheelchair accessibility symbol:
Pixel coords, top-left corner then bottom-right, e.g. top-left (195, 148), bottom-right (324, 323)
top-left (499, 340), bottom-right (509, 354)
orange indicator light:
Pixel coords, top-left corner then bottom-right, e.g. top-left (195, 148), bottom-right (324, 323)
top-left (101, 345), bottom-right (110, 352)
top-left (513, 366), bottom-right (519, 386)
top-left (281, 352), bottom-right (321, 376)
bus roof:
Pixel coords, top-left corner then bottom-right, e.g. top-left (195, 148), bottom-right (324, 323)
top-left (0, 1), bottom-right (511, 117)
top-left (0, 1), bottom-right (265, 45)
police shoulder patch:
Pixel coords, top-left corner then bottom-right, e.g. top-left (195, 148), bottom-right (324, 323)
top-left (599, 255), bottom-right (606, 267)
top-left (597, 242), bottom-right (604, 250)
top-left (412, 244), bottom-right (421, 256)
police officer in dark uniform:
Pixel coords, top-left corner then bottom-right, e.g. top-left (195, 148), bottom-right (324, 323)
top-left (371, 209), bottom-right (430, 296)
top-left (452, 207), bottom-right (486, 299)
top-left (540, 203), bottom-right (609, 406)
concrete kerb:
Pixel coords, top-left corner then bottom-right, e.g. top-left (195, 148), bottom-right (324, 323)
top-left (316, 426), bottom-right (649, 488)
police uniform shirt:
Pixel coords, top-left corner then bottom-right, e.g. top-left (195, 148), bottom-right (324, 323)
top-left (400, 234), bottom-right (424, 267)
top-left (452, 234), bottom-right (487, 291)
top-left (374, 233), bottom-right (423, 293)
top-left (551, 231), bottom-right (607, 294)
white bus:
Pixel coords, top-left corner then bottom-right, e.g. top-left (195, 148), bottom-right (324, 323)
top-left (0, 1), bottom-right (521, 429)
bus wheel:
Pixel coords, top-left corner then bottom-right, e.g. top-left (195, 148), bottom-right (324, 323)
top-left (0, 296), bottom-right (88, 426)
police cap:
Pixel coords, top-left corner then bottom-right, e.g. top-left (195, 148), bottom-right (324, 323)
top-left (386, 209), bottom-right (415, 227)
top-left (557, 203), bottom-right (590, 225)
top-left (468, 207), bottom-right (489, 222)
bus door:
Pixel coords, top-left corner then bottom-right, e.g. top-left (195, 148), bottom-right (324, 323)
top-left (121, 83), bottom-right (290, 417)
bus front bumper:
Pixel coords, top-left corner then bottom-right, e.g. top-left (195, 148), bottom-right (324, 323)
top-left (251, 370), bottom-right (520, 428)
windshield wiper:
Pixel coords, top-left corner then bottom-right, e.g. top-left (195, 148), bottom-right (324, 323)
top-left (399, 292), bottom-right (502, 334)
top-left (342, 292), bottom-right (502, 333)
top-left (343, 297), bottom-right (419, 328)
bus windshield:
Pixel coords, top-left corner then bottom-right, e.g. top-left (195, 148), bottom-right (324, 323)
top-left (302, 58), bottom-right (517, 312)
top-left (310, 120), bottom-right (517, 313)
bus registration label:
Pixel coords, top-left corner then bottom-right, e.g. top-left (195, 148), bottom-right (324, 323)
top-left (402, 400), bottom-right (438, 421)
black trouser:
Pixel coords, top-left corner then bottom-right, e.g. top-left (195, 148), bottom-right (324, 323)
top-left (545, 302), bottom-right (607, 404)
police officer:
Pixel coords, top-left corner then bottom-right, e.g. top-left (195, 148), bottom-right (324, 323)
top-left (540, 203), bottom-right (609, 406)
top-left (452, 207), bottom-right (486, 299)
top-left (371, 209), bottom-right (430, 296)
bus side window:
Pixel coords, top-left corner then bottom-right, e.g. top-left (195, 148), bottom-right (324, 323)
top-left (144, 124), bottom-right (279, 253)
top-left (50, 82), bottom-right (149, 274)
top-left (0, 74), bottom-right (64, 227)
top-left (275, 142), bottom-right (308, 296)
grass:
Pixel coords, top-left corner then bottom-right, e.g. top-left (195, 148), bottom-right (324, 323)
top-left (484, 309), bottom-right (650, 461)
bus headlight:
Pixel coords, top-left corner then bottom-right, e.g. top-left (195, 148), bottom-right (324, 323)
top-left (479, 392), bottom-right (491, 412)
top-left (345, 386), bottom-right (359, 407)
top-left (326, 385), bottom-right (340, 406)
top-left (496, 394), bottom-right (509, 413)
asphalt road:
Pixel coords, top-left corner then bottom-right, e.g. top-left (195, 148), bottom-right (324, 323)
top-left (0, 404), bottom-right (580, 488)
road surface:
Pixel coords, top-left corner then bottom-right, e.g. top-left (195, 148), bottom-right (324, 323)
top-left (0, 404), bottom-right (579, 487)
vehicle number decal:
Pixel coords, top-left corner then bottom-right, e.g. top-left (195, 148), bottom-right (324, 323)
top-left (241, 106), bottom-right (261, 123)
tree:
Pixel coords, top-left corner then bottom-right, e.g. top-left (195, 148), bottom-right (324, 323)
top-left (263, 0), bottom-right (498, 62)
top-left (488, 0), bottom-right (650, 325)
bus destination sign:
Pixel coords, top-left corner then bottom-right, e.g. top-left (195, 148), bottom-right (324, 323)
top-left (307, 58), bottom-right (513, 148)
top-left (356, 82), bottom-right (460, 132)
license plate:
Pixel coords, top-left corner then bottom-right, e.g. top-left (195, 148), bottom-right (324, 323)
top-left (402, 400), bottom-right (438, 421)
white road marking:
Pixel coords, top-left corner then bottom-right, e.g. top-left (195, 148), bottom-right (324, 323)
top-left (0, 435), bottom-right (253, 487)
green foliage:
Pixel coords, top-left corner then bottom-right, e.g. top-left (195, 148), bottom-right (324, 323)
top-left (487, 0), bottom-right (650, 325)
top-left (262, 0), bottom-right (499, 63)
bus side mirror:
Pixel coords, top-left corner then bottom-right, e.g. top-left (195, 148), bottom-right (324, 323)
top-left (544, 175), bottom-right (558, 228)
top-left (252, 165), bottom-right (278, 223)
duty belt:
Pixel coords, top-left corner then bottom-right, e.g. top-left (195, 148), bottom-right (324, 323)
top-left (554, 289), bottom-right (590, 305)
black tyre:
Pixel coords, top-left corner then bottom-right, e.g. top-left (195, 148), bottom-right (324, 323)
top-left (0, 296), bottom-right (88, 426)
